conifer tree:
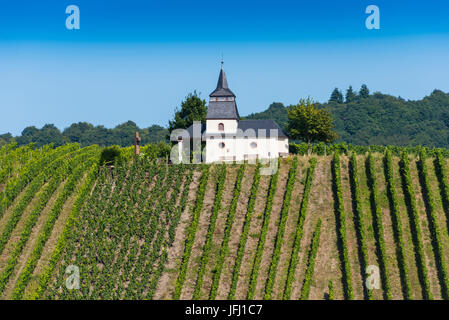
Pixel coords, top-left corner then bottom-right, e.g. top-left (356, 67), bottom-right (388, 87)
top-left (329, 88), bottom-right (344, 103)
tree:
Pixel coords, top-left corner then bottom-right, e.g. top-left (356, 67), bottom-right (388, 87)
top-left (345, 86), bottom-right (356, 103)
top-left (112, 120), bottom-right (141, 147)
top-left (359, 84), bottom-right (370, 98)
top-left (287, 98), bottom-right (338, 155)
top-left (140, 125), bottom-right (169, 144)
top-left (63, 122), bottom-right (95, 144)
top-left (168, 91), bottom-right (207, 132)
top-left (245, 102), bottom-right (288, 132)
top-left (0, 133), bottom-right (13, 146)
top-left (17, 124), bottom-right (66, 147)
top-left (329, 88), bottom-right (343, 104)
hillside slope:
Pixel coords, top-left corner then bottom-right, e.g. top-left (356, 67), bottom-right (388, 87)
top-left (1, 143), bottom-right (449, 300)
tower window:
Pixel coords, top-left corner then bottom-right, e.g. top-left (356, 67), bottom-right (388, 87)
top-left (219, 142), bottom-right (225, 149)
top-left (250, 142), bottom-right (257, 149)
top-left (218, 123), bottom-right (224, 131)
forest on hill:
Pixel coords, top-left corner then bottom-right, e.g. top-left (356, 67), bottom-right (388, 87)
top-left (2, 88), bottom-right (449, 149)
top-left (1, 142), bottom-right (449, 300)
top-left (0, 122), bottom-right (168, 148)
top-left (246, 88), bottom-right (449, 148)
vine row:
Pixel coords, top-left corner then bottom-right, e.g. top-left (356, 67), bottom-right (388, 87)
top-left (264, 156), bottom-right (298, 300)
top-left (348, 153), bottom-right (372, 300)
top-left (417, 150), bottom-right (449, 299)
top-left (399, 152), bottom-right (432, 299)
top-left (247, 159), bottom-right (280, 299)
top-left (193, 165), bottom-right (227, 299)
top-left (283, 157), bottom-right (317, 300)
top-left (173, 165), bottom-right (210, 299)
top-left (300, 219), bottom-right (322, 300)
top-left (209, 163), bottom-right (246, 300)
top-left (228, 163), bottom-right (261, 300)
top-left (366, 152), bottom-right (392, 299)
top-left (384, 149), bottom-right (412, 299)
top-left (331, 152), bottom-right (354, 299)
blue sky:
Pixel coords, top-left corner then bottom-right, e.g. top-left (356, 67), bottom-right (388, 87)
top-left (1, 0), bottom-right (449, 135)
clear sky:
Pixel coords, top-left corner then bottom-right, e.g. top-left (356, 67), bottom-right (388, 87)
top-left (1, 0), bottom-right (449, 135)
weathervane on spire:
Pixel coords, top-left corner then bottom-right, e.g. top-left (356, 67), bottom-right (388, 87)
top-left (221, 53), bottom-right (224, 68)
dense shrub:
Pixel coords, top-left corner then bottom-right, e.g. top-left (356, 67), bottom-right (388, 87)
top-left (142, 142), bottom-right (171, 160)
top-left (99, 146), bottom-right (122, 166)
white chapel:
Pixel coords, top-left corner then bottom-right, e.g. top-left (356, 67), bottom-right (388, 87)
top-left (185, 64), bottom-right (289, 163)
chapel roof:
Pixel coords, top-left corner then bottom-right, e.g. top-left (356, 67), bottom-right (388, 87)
top-left (209, 66), bottom-right (236, 98)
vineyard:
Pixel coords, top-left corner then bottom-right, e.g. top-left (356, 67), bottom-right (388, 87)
top-left (1, 142), bottom-right (449, 299)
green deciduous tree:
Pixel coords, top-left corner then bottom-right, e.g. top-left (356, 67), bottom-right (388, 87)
top-left (18, 124), bottom-right (66, 147)
top-left (0, 133), bottom-right (13, 146)
top-left (287, 98), bottom-right (338, 155)
top-left (168, 91), bottom-right (207, 132)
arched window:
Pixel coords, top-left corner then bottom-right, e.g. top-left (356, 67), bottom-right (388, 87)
top-left (219, 142), bottom-right (225, 149)
top-left (250, 142), bottom-right (257, 149)
top-left (218, 123), bottom-right (224, 131)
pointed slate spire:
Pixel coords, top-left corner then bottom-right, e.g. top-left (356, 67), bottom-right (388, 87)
top-left (216, 65), bottom-right (229, 90)
top-left (206, 63), bottom-right (239, 119)
top-left (210, 63), bottom-right (235, 97)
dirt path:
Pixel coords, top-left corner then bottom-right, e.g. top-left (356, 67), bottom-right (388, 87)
top-left (339, 156), bottom-right (364, 299)
top-left (215, 165), bottom-right (256, 299)
top-left (153, 168), bottom-right (202, 300)
top-left (252, 160), bottom-right (290, 299)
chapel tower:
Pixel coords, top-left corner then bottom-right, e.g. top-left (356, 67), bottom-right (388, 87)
top-left (205, 63), bottom-right (240, 134)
